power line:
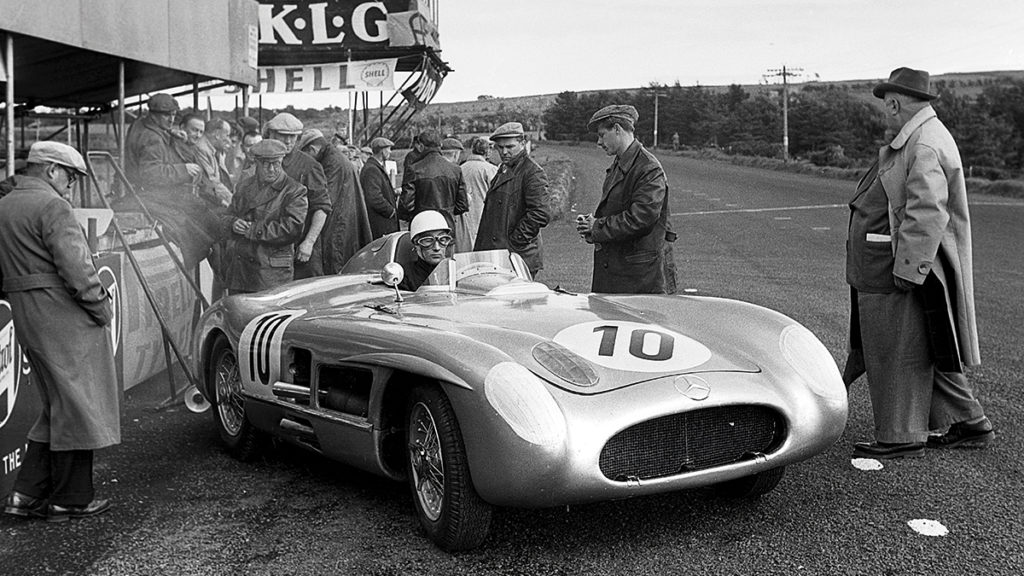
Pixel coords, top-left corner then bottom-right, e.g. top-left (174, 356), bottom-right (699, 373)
top-left (764, 65), bottom-right (802, 161)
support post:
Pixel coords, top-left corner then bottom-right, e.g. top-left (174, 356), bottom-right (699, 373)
top-left (118, 59), bottom-right (126, 169)
top-left (4, 33), bottom-right (13, 178)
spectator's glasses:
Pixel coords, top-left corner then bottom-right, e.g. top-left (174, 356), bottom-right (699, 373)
top-left (414, 234), bottom-right (454, 248)
top-left (59, 165), bottom-right (78, 186)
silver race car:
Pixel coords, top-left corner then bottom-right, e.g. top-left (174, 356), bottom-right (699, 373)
top-left (192, 231), bottom-right (848, 550)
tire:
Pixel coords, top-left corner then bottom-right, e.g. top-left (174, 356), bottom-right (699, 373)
top-left (209, 336), bottom-right (263, 461)
top-left (714, 466), bottom-right (786, 498)
top-left (406, 385), bottom-right (493, 551)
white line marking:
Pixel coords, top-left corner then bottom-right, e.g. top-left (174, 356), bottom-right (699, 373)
top-left (674, 204), bottom-right (846, 217)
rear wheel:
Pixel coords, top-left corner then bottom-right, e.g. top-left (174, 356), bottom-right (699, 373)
top-left (406, 385), bottom-right (493, 551)
top-left (209, 337), bottom-right (263, 461)
top-left (714, 466), bottom-right (786, 498)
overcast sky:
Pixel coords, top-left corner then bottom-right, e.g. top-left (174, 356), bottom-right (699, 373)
top-left (431, 0), bottom-right (1023, 102)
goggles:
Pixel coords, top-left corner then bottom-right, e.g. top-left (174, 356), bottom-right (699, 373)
top-left (414, 234), bottom-right (454, 248)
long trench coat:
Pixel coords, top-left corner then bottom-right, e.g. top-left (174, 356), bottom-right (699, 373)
top-left (850, 106), bottom-right (980, 369)
top-left (0, 176), bottom-right (120, 451)
top-left (220, 173), bottom-right (308, 293)
top-left (456, 154), bottom-right (497, 251)
top-left (360, 156), bottom-right (400, 240)
top-left (319, 146), bottom-right (373, 273)
top-left (590, 139), bottom-right (671, 294)
top-left (473, 151), bottom-right (549, 274)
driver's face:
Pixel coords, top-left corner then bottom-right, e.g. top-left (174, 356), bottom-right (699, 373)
top-left (413, 231), bottom-right (451, 265)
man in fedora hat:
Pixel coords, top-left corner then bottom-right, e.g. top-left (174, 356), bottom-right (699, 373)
top-left (575, 105), bottom-right (675, 294)
top-left (474, 122), bottom-right (550, 274)
top-left (1, 142), bottom-right (119, 522)
top-left (846, 67), bottom-right (992, 459)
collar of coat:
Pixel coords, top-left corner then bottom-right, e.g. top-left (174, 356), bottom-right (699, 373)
top-left (10, 174), bottom-right (68, 201)
top-left (889, 106), bottom-right (936, 150)
top-left (501, 149), bottom-right (528, 171)
top-left (464, 153), bottom-right (489, 164)
top-left (612, 138), bottom-right (643, 173)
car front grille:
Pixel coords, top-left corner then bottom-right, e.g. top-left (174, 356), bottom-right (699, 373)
top-left (599, 406), bottom-right (783, 481)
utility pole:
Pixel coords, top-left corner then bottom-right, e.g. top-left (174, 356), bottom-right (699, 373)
top-left (652, 90), bottom-right (667, 148)
top-left (765, 65), bottom-right (802, 161)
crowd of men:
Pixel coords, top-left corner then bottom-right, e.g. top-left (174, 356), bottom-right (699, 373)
top-left (0, 67), bottom-right (994, 523)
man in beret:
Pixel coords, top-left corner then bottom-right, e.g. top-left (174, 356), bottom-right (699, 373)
top-left (265, 113), bottom-right (332, 279)
top-left (360, 137), bottom-right (401, 240)
top-left (124, 93), bottom-right (222, 268)
top-left (575, 105), bottom-right (675, 293)
top-left (399, 129), bottom-right (468, 239)
top-left (297, 129), bottom-right (372, 274)
top-left (219, 139), bottom-right (308, 294)
top-left (846, 68), bottom-right (992, 459)
top-left (474, 123), bottom-right (550, 274)
top-left (457, 137), bottom-right (498, 251)
top-left (1, 142), bottom-right (119, 522)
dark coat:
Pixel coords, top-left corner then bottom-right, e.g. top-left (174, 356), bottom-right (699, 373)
top-left (220, 173), bottom-right (308, 293)
top-left (317, 146), bottom-right (373, 274)
top-left (0, 176), bottom-right (120, 450)
top-left (361, 156), bottom-right (400, 239)
top-left (283, 148), bottom-right (331, 278)
top-left (590, 139), bottom-right (671, 294)
top-left (124, 114), bottom-right (193, 190)
top-left (399, 150), bottom-right (468, 229)
top-left (473, 150), bottom-right (550, 275)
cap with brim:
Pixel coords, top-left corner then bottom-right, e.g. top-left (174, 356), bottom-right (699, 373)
top-left (369, 136), bottom-right (394, 151)
top-left (490, 122), bottom-right (525, 141)
top-left (360, 146), bottom-right (372, 155)
top-left (27, 141), bottom-right (88, 175)
top-left (148, 93), bottom-right (180, 114)
top-left (441, 138), bottom-right (464, 151)
top-left (872, 67), bottom-right (938, 100)
top-left (265, 112), bottom-right (304, 135)
top-left (587, 104), bottom-right (639, 130)
top-left (237, 116), bottom-right (260, 134)
top-left (250, 139), bottom-right (289, 160)
top-left (418, 130), bottom-right (442, 148)
top-left (296, 128), bottom-right (326, 152)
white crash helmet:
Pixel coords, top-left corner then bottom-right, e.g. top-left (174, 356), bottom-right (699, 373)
top-left (409, 210), bottom-right (450, 239)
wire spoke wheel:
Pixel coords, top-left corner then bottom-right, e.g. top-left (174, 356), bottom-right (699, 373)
top-left (409, 402), bottom-right (445, 521)
top-left (214, 349), bottom-right (244, 437)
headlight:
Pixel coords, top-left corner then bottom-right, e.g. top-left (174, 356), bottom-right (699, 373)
top-left (484, 362), bottom-right (567, 447)
top-left (779, 325), bottom-right (845, 401)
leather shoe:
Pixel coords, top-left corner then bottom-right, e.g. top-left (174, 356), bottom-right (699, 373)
top-left (3, 491), bottom-right (48, 518)
top-left (46, 499), bottom-right (111, 523)
top-left (927, 418), bottom-right (995, 449)
top-left (852, 441), bottom-right (925, 459)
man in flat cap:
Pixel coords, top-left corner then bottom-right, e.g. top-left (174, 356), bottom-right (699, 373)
top-left (846, 68), bottom-right (992, 459)
top-left (297, 129), bottom-right (372, 274)
top-left (124, 93), bottom-right (222, 268)
top-left (457, 137), bottom-right (498, 251)
top-left (360, 137), bottom-right (401, 240)
top-left (576, 105), bottom-right (675, 293)
top-left (219, 139), bottom-right (308, 294)
top-left (399, 129), bottom-right (468, 239)
top-left (440, 137), bottom-right (464, 164)
top-left (1, 142), bottom-right (119, 522)
top-left (474, 122), bottom-right (550, 274)
top-left (265, 113), bottom-right (332, 279)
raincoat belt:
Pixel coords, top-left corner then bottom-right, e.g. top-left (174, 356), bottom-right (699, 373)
top-left (3, 272), bottom-right (65, 292)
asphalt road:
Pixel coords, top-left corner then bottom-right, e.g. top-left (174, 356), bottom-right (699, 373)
top-left (3, 143), bottom-right (1022, 575)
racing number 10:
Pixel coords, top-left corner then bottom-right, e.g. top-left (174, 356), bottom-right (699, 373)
top-left (593, 325), bottom-right (674, 361)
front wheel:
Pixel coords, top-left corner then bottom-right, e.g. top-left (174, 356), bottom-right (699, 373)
top-left (209, 336), bottom-right (264, 461)
top-left (714, 466), bottom-right (786, 498)
top-left (406, 385), bottom-right (493, 551)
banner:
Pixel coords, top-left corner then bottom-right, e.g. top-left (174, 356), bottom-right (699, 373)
top-left (212, 58), bottom-right (397, 95)
top-left (387, 10), bottom-right (439, 50)
top-left (0, 300), bottom-right (38, 495)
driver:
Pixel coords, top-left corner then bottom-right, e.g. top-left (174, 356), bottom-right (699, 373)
top-left (399, 210), bottom-right (454, 291)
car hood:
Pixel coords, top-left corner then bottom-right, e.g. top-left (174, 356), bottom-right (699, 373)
top-left (298, 287), bottom-right (766, 394)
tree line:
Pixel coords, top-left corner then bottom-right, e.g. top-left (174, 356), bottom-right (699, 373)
top-left (542, 79), bottom-right (1024, 179)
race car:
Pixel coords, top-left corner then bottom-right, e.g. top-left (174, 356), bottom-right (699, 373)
top-left (191, 231), bottom-right (848, 551)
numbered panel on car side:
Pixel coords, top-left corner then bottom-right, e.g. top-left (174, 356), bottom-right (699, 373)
top-left (238, 310), bottom-right (307, 390)
top-left (552, 320), bottom-right (711, 373)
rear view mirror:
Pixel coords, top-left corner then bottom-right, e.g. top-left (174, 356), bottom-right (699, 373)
top-left (381, 262), bottom-right (405, 302)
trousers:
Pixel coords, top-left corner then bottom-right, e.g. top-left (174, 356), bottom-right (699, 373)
top-left (857, 289), bottom-right (985, 443)
top-left (14, 441), bottom-right (95, 506)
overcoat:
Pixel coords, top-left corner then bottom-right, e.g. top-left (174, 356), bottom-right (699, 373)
top-left (319, 146), bottom-right (373, 273)
top-left (456, 154), bottom-right (497, 251)
top-left (853, 106), bottom-right (980, 367)
top-left (399, 150), bottom-right (468, 229)
top-left (360, 156), bottom-right (400, 240)
top-left (221, 173), bottom-right (308, 292)
top-left (124, 114), bottom-right (193, 189)
top-left (590, 139), bottom-right (671, 294)
top-left (473, 151), bottom-right (549, 274)
top-left (0, 176), bottom-right (120, 450)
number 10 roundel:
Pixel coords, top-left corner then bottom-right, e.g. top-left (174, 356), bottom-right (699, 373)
top-left (552, 321), bottom-right (711, 373)
top-left (238, 310), bottom-right (307, 387)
